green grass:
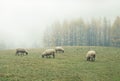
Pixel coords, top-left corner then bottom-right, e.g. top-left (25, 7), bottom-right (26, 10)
top-left (0, 46), bottom-right (120, 81)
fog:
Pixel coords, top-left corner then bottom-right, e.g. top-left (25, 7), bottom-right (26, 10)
top-left (0, 0), bottom-right (120, 49)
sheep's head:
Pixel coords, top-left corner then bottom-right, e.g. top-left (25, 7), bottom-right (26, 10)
top-left (42, 54), bottom-right (44, 58)
top-left (26, 52), bottom-right (28, 55)
top-left (62, 50), bottom-right (64, 53)
top-left (87, 57), bottom-right (90, 61)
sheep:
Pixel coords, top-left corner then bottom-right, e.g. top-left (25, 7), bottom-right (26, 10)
top-left (55, 47), bottom-right (64, 53)
top-left (86, 50), bottom-right (96, 61)
top-left (42, 49), bottom-right (55, 58)
top-left (16, 48), bottom-right (28, 56)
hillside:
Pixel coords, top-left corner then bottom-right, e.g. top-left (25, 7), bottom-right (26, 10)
top-left (0, 46), bottom-right (120, 81)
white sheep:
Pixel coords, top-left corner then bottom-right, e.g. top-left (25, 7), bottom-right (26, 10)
top-left (16, 48), bottom-right (28, 56)
top-left (86, 50), bottom-right (96, 61)
top-left (42, 49), bottom-right (55, 58)
top-left (55, 47), bottom-right (64, 53)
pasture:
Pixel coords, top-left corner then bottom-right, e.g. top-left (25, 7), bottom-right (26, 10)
top-left (0, 46), bottom-right (120, 81)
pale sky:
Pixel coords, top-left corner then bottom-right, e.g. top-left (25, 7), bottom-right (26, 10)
top-left (0, 0), bottom-right (120, 49)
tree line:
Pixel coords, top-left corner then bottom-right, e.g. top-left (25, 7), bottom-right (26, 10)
top-left (43, 16), bottom-right (120, 47)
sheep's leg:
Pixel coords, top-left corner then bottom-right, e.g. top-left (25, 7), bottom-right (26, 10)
top-left (91, 55), bottom-right (95, 61)
top-left (93, 55), bottom-right (95, 61)
top-left (21, 53), bottom-right (23, 56)
top-left (46, 55), bottom-right (50, 58)
top-left (93, 57), bottom-right (95, 61)
top-left (48, 55), bottom-right (51, 58)
top-left (18, 53), bottom-right (20, 56)
top-left (90, 57), bottom-right (93, 61)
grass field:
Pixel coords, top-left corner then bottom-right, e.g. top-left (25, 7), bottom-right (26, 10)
top-left (0, 46), bottom-right (120, 81)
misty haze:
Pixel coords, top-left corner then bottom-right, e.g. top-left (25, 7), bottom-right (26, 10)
top-left (0, 0), bottom-right (120, 49)
top-left (1, 0), bottom-right (120, 81)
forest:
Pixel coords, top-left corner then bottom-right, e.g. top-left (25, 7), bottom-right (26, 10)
top-left (43, 16), bottom-right (120, 47)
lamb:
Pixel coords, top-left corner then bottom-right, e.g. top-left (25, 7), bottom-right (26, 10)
top-left (86, 50), bottom-right (96, 61)
top-left (16, 48), bottom-right (28, 56)
top-left (55, 47), bottom-right (64, 53)
top-left (42, 49), bottom-right (55, 58)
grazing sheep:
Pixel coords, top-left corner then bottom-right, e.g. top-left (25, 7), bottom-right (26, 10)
top-left (16, 48), bottom-right (28, 56)
top-left (42, 49), bottom-right (55, 58)
top-left (86, 50), bottom-right (96, 61)
top-left (55, 47), bottom-right (64, 53)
